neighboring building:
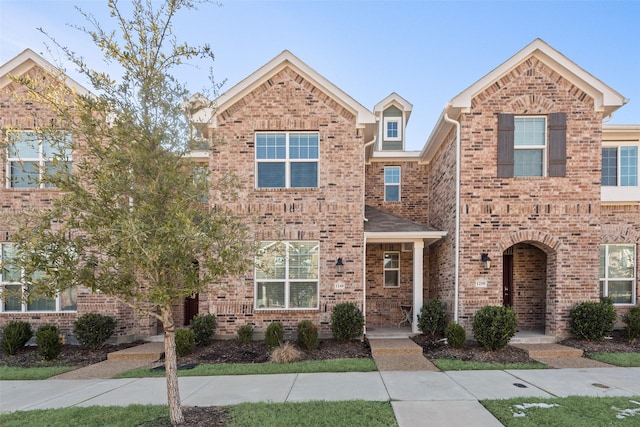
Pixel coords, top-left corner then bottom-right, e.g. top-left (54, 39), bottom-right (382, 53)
top-left (1, 39), bottom-right (638, 341)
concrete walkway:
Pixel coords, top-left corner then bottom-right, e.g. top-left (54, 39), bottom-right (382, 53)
top-left (2, 368), bottom-right (639, 425)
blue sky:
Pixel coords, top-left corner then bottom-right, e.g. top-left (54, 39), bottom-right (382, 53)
top-left (1, 0), bottom-right (639, 150)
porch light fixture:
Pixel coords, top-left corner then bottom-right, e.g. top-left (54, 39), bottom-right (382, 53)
top-left (335, 257), bottom-right (344, 274)
top-left (481, 253), bottom-right (491, 270)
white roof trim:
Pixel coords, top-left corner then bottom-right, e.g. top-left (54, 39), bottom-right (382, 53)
top-left (365, 231), bottom-right (447, 244)
top-left (210, 50), bottom-right (375, 127)
top-left (370, 150), bottom-right (422, 161)
top-left (0, 48), bottom-right (91, 96)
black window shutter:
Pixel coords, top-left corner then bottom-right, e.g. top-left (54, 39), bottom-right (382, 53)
top-left (497, 113), bottom-right (514, 177)
top-left (548, 112), bottom-right (567, 177)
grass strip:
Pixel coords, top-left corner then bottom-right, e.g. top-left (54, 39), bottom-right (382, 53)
top-left (0, 365), bottom-right (73, 380)
top-left (587, 352), bottom-right (640, 367)
top-left (115, 357), bottom-right (377, 378)
top-left (482, 395), bottom-right (640, 427)
top-left (0, 401), bottom-right (397, 427)
top-left (433, 359), bottom-right (547, 371)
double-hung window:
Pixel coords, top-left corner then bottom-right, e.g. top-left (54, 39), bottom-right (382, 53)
top-left (255, 241), bottom-right (319, 309)
top-left (255, 132), bottom-right (318, 188)
top-left (602, 146), bottom-right (638, 187)
top-left (7, 131), bottom-right (72, 188)
top-left (383, 252), bottom-right (400, 288)
top-left (514, 117), bottom-right (546, 177)
top-left (600, 244), bottom-right (636, 305)
top-left (0, 243), bottom-right (77, 312)
top-left (384, 166), bottom-right (400, 202)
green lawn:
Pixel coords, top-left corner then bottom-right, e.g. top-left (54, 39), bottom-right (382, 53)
top-left (482, 395), bottom-right (640, 426)
top-left (115, 358), bottom-right (377, 378)
top-left (0, 366), bottom-right (73, 380)
top-left (433, 359), bottom-right (547, 371)
top-left (0, 401), bottom-right (398, 427)
top-left (588, 352), bottom-right (640, 367)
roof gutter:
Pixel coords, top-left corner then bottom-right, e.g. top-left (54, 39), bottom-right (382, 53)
top-left (443, 107), bottom-right (461, 323)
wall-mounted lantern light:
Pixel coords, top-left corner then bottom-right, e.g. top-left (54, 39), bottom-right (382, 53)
top-left (335, 257), bottom-right (344, 274)
top-left (481, 253), bottom-right (491, 270)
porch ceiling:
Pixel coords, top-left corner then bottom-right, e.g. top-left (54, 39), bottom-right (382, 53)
top-left (364, 205), bottom-right (447, 244)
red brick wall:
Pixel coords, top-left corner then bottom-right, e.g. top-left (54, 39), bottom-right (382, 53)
top-left (207, 66), bottom-right (365, 337)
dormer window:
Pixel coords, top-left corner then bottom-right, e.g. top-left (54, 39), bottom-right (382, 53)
top-left (384, 117), bottom-right (402, 142)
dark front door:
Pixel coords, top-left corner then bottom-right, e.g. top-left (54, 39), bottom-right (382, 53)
top-left (184, 294), bottom-right (199, 326)
top-left (503, 254), bottom-right (513, 307)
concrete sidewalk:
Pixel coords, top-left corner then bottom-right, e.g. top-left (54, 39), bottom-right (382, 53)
top-left (2, 367), bottom-right (639, 426)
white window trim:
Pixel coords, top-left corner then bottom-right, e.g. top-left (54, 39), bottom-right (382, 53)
top-left (383, 117), bottom-right (402, 142)
top-left (254, 241), bottom-right (319, 310)
top-left (254, 132), bottom-right (319, 189)
top-left (0, 243), bottom-right (77, 313)
top-left (600, 244), bottom-right (636, 306)
top-left (384, 166), bottom-right (401, 202)
top-left (6, 130), bottom-right (72, 189)
top-left (383, 251), bottom-right (400, 288)
top-left (514, 116), bottom-right (547, 177)
top-left (601, 142), bottom-right (640, 203)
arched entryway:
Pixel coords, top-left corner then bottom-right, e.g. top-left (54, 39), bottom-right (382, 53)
top-left (503, 243), bottom-right (549, 333)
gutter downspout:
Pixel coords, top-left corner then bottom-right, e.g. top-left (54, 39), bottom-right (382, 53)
top-left (362, 136), bottom-right (376, 335)
top-left (443, 109), bottom-right (461, 323)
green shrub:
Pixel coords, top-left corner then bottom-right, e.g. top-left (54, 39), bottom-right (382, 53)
top-left (1, 321), bottom-right (33, 355)
top-left (73, 313), bottom-right (117, 350)
top-left (237, 324), bottom-right (254, 344)
top-left (189, 314), bottom-right (217, 346)
top-left (35, 325), bottom-right (63, 361)
top-left (175, 329), bottom-right (195, 357)
top-left (472, 305), bottom-right (518, 350)
top-left (444, 321), bottom-right (466, 348)
top-left (297, 320), bottom-right (319, 351)
top-left (417, 299), bottom-right (447, 336)
top-left (331, 303), bottom-right (364, 342)
top-left (621, 306), bottom-right (640, 343)
top-left (265, 322), bottom-right (284, 350)
top-left (569, 299), bottom-right (617, 341)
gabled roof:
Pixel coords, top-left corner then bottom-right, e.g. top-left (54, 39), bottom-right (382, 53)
top-left (421, 38), bottom-right (628, 162)
top-left (364, 205), bottom-right (447, 244)
top-left (374, 92), bottom-right (413, 123)
top-left (207, 50), bottom-right (376, 129)
top-left (0, 48), bottom-right (91, 95)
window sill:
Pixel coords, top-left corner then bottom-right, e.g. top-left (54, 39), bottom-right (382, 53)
top-left (255, 187), bottom-right (318, 192)
top-left (254, 307), bottom-right (318, 312)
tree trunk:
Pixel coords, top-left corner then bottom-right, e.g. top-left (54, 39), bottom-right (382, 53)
top-left (162, 311), bottom-right (185, 425)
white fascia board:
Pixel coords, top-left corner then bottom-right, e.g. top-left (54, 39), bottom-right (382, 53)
top-left (420, 107), bottom-right (459, 163)
top-left (0, 48), bottom-right (91, 96)
top-left (365, 231), bottom-right (448, 242)
top-left (449, 39), bottom-right (627, 114)
top-left (370, 151), bottom-right (422, 161)
top-left (212, 50), bottom-right (375, 128)
top-left (602, 125), bottom-right (640, 141)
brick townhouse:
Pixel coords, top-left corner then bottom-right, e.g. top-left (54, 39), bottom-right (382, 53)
top-left (1, 39), bottom-right (638, 342)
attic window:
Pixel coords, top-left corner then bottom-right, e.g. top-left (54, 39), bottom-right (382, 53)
top-left (384, 117), bottom-right (402, 142)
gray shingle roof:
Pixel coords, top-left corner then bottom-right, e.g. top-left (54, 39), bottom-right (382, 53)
top-left (364, 205), bottom-right (440, 233)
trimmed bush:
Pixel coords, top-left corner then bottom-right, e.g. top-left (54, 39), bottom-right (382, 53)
top-left (331, 302), bottom-right (364, 342)
top-left (265, 322), bottom-right (284, 350)
top-left (73, 313), bottom-right (116, 350)
top-left (569, 299), bottom-right (617, 341)
top-left (237, 324), bottom-right (254, 344)
top-left (35, 325), bottom-right (63, 361)
top-left (444, 321), bottom-right (466, 348)
top-left (297, 320), bottom-right (319, 351)
top-left (417, 299), bottom-right (447, 336)
top-left (175, 329), bottom-right (195, 357)
top-left (1, 321), bottom-right (33, 355)
top-left (472, 305), bottom-right (518, 351)
top-left (269, 342), bottom-right (303, 363)
top-left (621, 306), bottom-right (640, 343)
top-left (189, 314), bottom-right (217, 347)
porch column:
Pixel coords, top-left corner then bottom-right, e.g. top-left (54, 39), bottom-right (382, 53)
top-left (412, 239), bottom-right (424, 333)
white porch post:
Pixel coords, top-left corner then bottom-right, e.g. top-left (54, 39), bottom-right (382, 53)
top-left (412, 239), bottom-right (424, 333)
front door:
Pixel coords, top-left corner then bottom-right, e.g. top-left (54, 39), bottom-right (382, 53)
top-left (503, 254), bottom-right (513, 307)
top-left (184, 294), bottom-right (199, 326)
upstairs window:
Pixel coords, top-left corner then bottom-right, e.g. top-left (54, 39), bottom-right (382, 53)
top-left (384, 166), bottom-right (401, 202)
top-left (0, 243), bottom-right (77, 313)
top-left (255, 132), bottom-right (318, 188)
top-left (602, 146), bottom-right (638, 187)
top-left (497, 113), bottom-right (566, 178)
top-left (600, 244), bottom-right (636, 305)
top-left (255, 241), bottom-right (319, 310)
top-left (383, 117), bottom-right (402, 142)
top-left (7, 131), bottom-right (72, 189)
